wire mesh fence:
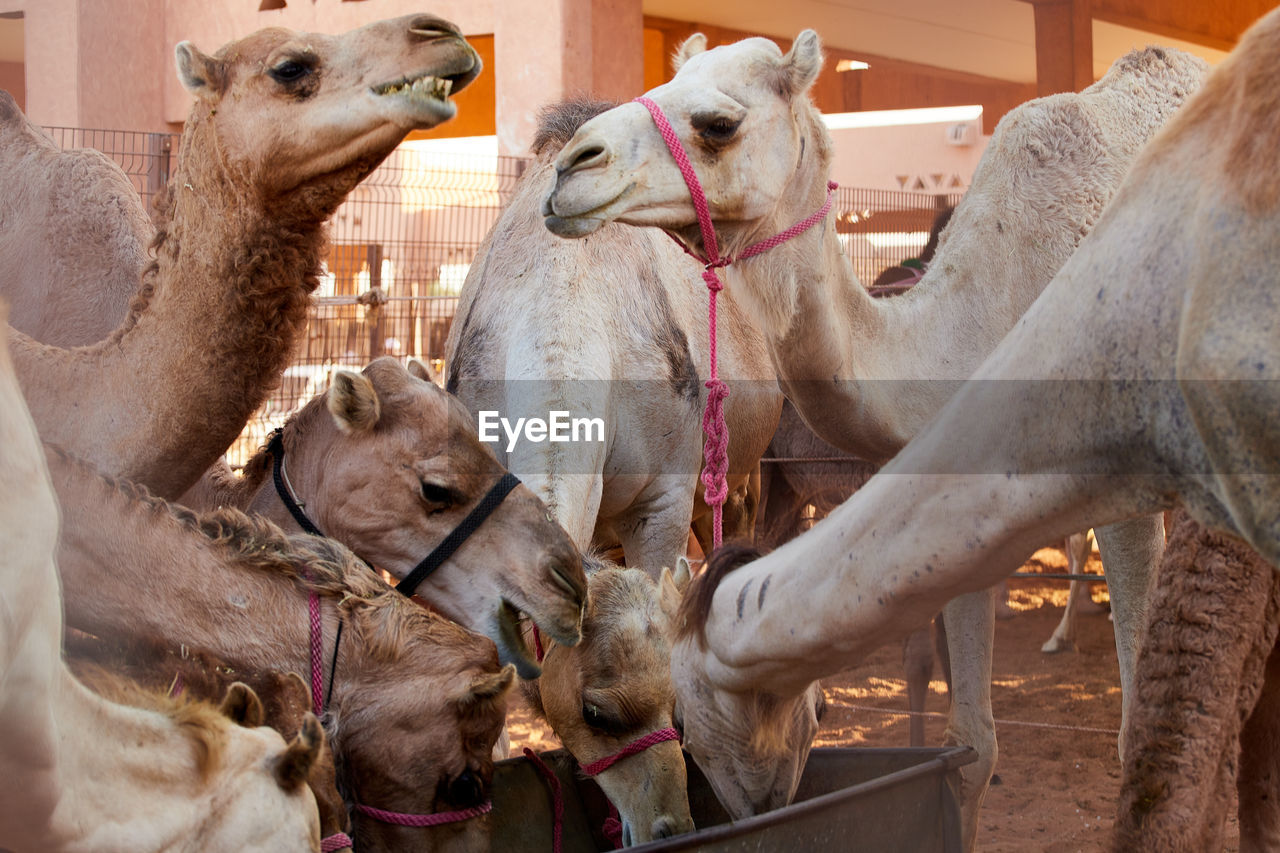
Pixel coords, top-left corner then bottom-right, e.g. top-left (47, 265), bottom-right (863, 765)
top-left (47, 125), bottom-right (960, 465)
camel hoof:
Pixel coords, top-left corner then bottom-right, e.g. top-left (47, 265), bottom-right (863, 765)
top-left (1041, 636), bottom-right (1076, 654)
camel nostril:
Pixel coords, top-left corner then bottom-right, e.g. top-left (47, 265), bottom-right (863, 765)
top-left (561, 144), bottom-right (606, 175)
top-left (651, 816), bottom-right (679, 839)
top-left (407, 15), bottom-right (460, 40)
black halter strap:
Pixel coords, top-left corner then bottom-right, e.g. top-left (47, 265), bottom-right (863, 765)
top-left (395, 471), bottom-right (521, 596)
top-left (266, 429), bottom-right (523, 598)
top-left (267, 429), bottom-right (326, 537)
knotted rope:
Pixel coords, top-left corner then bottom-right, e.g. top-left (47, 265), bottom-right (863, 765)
top-left (633, 96), bottom-right (837, 548)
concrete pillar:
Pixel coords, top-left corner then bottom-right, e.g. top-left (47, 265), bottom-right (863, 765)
top-left (19, 0), bottom-right (79, 126)
top-left (1031, 0), bottom-right (1093, 95)
top-left (494, 0), bottom-right (642, 156)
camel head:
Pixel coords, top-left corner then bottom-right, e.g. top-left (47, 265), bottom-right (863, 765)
top-left (283, 357), bottom-right (586, 679)
top-left (174, 14), bottom-right (480, 210)
top-left (532, 557), bottom-right (696, 845)
top-left (329, 590), bottom-right (515, 853)
top-left (544, 30), bottom-right (828, 255)
top-left (671, 545), bottom-right (825, 818)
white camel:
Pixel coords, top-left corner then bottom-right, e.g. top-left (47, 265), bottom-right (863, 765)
top-left (561, 6), bottom-right (1279, 847)
top-left (447, 97), bottom-right (781, 574)
top-left (544, 28), bottom-right (1205, 845)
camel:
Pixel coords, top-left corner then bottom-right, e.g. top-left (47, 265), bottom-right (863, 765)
top-left (447, 97), bottom-right (781, 575)
top-left (45, 446), bottom-right (514, 852)
top-left (68, 644), bottom-right (352, 852)
top-left (8, 14), bottom-right (481, 501)
top-left (519, 556), bottom-right (696, 845)
top-left (0, 323), bottom-right (323, 852)
top-left (548, 6), bottom-right (1279, 846)
top-left (0, 90), bottom-right (153, 346)
top-left (544, 29), bottom-right (1206, 843)
top-left (181, 356), bottom-right (588, 679)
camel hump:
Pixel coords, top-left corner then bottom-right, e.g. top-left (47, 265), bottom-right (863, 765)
top-left (532, 97), bottom-right (621, 157)
top-left (0, 89), bottom-right (19, 123)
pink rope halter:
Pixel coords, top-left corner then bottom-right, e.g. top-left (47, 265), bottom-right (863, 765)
top-left (305, 592), bottom-right (488, 842)
top-left (633, 96), bottom-right (837, 549)
top-left (524, 727), bottom-right (682, 853)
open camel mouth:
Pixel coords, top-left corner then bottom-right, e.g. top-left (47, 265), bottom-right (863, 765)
top-left (374, 73), bottom-right (455, 102)
top-left (495, 599), bottom-right (542, 680)
top-left (371, 56), bottom-right (477, 127)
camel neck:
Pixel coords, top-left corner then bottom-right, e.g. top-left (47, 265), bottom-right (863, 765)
top-left (726, 168), bottom-right (1052, 461)
top-left (11, 128), bottom-right (325, 500)
top-left (49, 449), bottom-right (321, 683)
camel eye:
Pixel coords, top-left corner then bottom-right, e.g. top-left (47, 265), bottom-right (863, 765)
top-left (582, 702), bottom-right (627, 736)
top-left (420, 482), bottom-right (455, 510)
top-left (269, 59), bottom-right (310, 83)
top-left (699, 116), bottom-right (741, 143)
top-left (443, 769), bottom-right (485, 809)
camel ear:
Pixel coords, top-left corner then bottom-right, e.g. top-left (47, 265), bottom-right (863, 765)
top-left (407, 357), bottom-right (441, 387)
top-left (659, 562), bottom-right (690, 617)
top-left (457, 664), bottom-right (516, 714)
top-left (266, 671), bottom-right (314, 729)
top-left (273, 713), bottom-right (323, 791)
top-left (673, 556), bottom-right (693, 590)
top-left (219, 682), bottom-right (265, 728)
top-left (780, 29), bottom-right (823, 96)
top-left (175, 41), bottom-right (227, 100)
top-left (673, 33), bottom-right (707, 72)
top-left (328, 369), bottom-right (381, 433)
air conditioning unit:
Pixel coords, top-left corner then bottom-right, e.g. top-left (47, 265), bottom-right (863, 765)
top-left (946, 122), bottom-right (976, 147)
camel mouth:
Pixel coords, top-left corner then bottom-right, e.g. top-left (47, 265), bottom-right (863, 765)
top-left (494, 599), bottom-right (542, 680)
top-left (373, 73), bottom-right (455, 103)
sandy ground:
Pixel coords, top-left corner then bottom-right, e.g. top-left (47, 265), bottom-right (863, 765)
top-left (505, 544), bottom-right (1243, 851)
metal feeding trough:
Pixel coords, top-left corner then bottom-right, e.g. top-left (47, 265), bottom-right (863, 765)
top-left (490, 745), bottom-right (976, 852)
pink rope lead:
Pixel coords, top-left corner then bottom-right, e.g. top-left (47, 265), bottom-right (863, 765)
top-left (355, 801), bottom-right (494, 828)
top-left (633, 96), bottom-right (837, 549)
top-left (578, 727), bottom-right (682, 776)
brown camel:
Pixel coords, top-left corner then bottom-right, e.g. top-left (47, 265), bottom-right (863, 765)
top-left (8, 15), bottom-right (481, 500)
top-left (46, 447), bottom-right (513, 853)
top-left (183, 356), bottom-right (588, 679)
top-left (520, 557), bottom-right (697, 845)
top-left (0, 90), bottom-right (153, 346)
top-left (0, 320), bottom-right (323, 852)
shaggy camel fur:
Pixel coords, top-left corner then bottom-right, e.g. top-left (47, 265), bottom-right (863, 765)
top-left (448, 98), bottom-right (780, 574)
top-left (182, 356), bottom-right (587, 679)
top-left (8, 15), bottom-right (481, 500)
top-left (46, 447), bottom-right (513, 853)
top-left (0, 91), bottom-right (153, 346)
top-left (545, 30), bottom-right (1204, 841)
top-left (520, 557), bottom-right (696, 845)
top-left (0, 326), bottom-right (322, 853)
top-left (611, 8), bottom-right (1276, 844)
top-left (1115, 513), bottom-right (1280, 852)
top-left (68, 645), bottom-right (351, 852)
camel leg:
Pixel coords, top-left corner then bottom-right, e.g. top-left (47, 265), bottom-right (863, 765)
top-left (1042, 530), bottom-right (1098, 654)
top-left (1114, 516), bottom-right (1279, 851)
top-left (1094, 514), bottom-right (1165, 757)
top-left (1239, 637), bottom-right (1280, 853)
top-left (940, 587), bottom-right (997, 853)
top-left (902, 624), bottom-right (934, 748)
